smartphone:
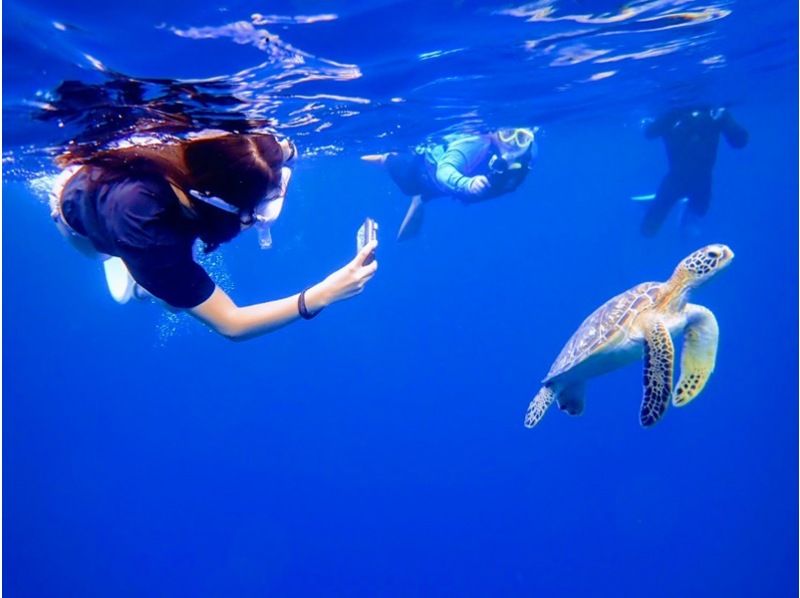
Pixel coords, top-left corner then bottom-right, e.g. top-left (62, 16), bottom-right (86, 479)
top-left (356, 217), bottom-right (378, 265)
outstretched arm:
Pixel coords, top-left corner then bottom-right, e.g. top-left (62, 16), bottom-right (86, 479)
top-left (189, 240), bottom-right (378, 341)
top-left (718, 109), bottom-right (749, 148)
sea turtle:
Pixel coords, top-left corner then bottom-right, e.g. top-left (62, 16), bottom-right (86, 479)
top-left (525, 244), bottom-right (734, 428)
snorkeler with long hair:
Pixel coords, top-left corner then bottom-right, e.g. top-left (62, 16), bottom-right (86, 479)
top-left (363, 127), bottom-right (537, 240)
top-left (50, 131), bottom-right (378, 340)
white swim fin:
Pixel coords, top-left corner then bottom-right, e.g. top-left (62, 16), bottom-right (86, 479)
top-left (103, 257), bottom-right (136, 304)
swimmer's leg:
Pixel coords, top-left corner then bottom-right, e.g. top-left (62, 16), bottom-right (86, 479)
top-left (397, 195), bottom-right (425, 241)
top-left (53, 217), bottom-right (106, 260)
top-left (52, 210), bottom-right (149, 305)
top-left (681, 176), bottom-right (712, 238)
top-left (383, 151), bottom-right (432, 197)
top-left (369, 151), bottom-right (435, 240)
top-left (103, 257), bottom-right (151, 304)
top-left (641, 173), bottom-right (684, 237)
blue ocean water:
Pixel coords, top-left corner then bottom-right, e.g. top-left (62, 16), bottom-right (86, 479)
top-left (3, 1), bottom-right (798, 596)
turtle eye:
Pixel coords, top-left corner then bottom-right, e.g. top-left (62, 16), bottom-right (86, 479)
top-left (707, 250), bottom-right (720, 259)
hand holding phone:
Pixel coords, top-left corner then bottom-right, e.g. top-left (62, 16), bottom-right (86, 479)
top-left (356, 217), bottom-right (378, 265)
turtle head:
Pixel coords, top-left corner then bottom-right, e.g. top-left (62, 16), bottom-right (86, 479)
top-left (673, 244), bottom-right (734, 288)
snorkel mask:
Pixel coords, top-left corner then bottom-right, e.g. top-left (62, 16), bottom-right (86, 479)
top-left (281, 138), bottom-right (298, 166)
top-left (497, 127), bottom-right (536, 161)
top-left (189, 164), bottom-right (293, 250)
top-left (251, 136), bottom-right (297, 248)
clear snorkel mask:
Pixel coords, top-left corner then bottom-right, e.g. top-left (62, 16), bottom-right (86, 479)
top-left (497, 127), bottom-right (537, 161)
top-left (189, 137), bottom-right (297, 250)
top-left (491, 127), bottom-right (538, 173)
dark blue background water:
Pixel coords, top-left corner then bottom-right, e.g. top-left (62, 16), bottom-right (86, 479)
top-left (4, 1), bottom-right (798, 596)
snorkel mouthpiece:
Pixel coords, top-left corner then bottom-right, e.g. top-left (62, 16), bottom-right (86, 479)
top-left (253, 166), bottom-right (292, 250)
top-left (256, 224), bottom-right (272, 249)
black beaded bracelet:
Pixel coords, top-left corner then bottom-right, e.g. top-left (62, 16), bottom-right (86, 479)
top-left (298, 289), bottom-right (322, 320)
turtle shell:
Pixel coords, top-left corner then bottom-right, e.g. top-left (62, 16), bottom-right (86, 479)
top-left (544, 282), bottom-right (662, 382)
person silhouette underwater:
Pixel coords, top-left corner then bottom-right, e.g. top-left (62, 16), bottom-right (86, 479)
top-left (362, 127), bottom-right (537, 240)
top-left (640, 105), bottom-right (748, 237)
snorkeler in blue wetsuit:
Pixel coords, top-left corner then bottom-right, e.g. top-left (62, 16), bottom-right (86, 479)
top-left (641, 106), bottom-right (748, 237)
top-left (363, 127), bottom-right (537, 240)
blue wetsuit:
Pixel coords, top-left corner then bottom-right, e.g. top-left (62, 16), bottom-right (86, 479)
top-left (385, 134), bottom-right (533, 202)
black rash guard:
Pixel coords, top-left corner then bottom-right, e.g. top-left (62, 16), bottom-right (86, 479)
top-left (60, 166), bottom-right (216, 308)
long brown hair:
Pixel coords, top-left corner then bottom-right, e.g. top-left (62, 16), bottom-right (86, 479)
top-left (58, 133), bottom-right (286, 251)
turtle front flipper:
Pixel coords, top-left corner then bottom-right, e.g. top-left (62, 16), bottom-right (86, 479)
top-left (525, 385), bottom-right (556, 428)
top-left (674, 304), bottom-right (719, 407)
top-left (557, 382), bottom-right (585, 416)
top-left (640, 320), bottom-right (675, 427)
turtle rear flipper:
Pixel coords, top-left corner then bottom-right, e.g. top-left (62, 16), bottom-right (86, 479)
top-left (557, 382), bottom-right (585, 416)
top-left (525, 385), bottom-right (556, 428)
top-left (640, 320), bottom-right (674, 427)
top-left (674, 304), bottom-right (718, 407)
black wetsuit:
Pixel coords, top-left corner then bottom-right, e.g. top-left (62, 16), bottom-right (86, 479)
top-left (384, 151), bottom-right (439, 198)
top-left (60, 166), bottom-right (215, 308)
top-left (642, 106), bottom-right (748, 236)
